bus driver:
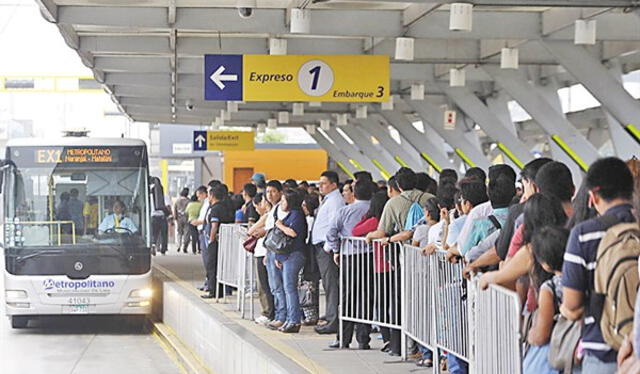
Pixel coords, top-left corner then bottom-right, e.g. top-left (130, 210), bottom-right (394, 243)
top-left (98, 200), bottom-right (138, 234)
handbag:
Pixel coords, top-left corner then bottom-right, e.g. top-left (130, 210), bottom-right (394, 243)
top-left (263, 209), bottom-right (294, 255)
top-left (547, 279), bottom-right (582, 373)
top-left (243, 235), bottom-right (257, 253)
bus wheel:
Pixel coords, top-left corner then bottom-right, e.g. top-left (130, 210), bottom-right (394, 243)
top-left (10, 316), bottom-right (29, 329)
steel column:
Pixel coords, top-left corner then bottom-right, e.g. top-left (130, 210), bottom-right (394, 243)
top-left (324, 128), bottom-right (385, 179)
top-left (340, 125), bottom-right (398, 177)
top-left (441, 85), bottom-right (533, 169)
top-left (541, 40), bottom-right (640, 154)
top-left (376, 109), bottom-right (453, 174)
top-left (355, 118), bottom-right (426, 171)
top-left (484, 65), bottom-right (599, 171)
top-left (402, 98), bottom-right (491, 170)
top-left (308, 131), bottom-right (357, 178)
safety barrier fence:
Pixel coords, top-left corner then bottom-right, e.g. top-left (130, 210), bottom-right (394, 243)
top-left (338, 237), bottom-right (403, 348)
top-left (217, 224), bottom-right (255, 319)
top-left (338, 238), bottom-right (522, 373)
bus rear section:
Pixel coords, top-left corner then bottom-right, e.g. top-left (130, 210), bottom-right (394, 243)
top-left (1, 139), bottom-right (153, 328)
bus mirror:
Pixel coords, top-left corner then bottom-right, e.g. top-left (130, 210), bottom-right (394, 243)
top-left (71, 172), bottom-right (86, 181)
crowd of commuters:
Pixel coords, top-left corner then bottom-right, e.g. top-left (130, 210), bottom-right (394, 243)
top-left (169, 155), bottom-right (640, 374)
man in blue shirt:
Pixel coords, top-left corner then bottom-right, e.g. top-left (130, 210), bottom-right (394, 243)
top-left (562, 157), bottom-right (636, 373)
top-left (326, 180), bottom-right (373, 349)
top-left (311, 171), bottom-right (345, 334)
top-left (98, 200), bottom-right (138, 234)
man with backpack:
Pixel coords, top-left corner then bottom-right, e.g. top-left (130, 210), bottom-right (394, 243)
top-left (561, 157), bottom-right (637, 373)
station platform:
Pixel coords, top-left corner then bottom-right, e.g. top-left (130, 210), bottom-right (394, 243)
top-left (151, 253), bottom-right (426, 374)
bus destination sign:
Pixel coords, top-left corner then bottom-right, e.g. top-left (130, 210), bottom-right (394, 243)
top-left (35, 147), bottom-right (115, 164)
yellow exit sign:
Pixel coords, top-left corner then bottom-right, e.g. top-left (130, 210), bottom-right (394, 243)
top-left (204, 55), bottom-right (390, 102)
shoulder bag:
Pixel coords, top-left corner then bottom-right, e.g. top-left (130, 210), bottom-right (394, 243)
top-left (263, 209), bottom-right (294, 255)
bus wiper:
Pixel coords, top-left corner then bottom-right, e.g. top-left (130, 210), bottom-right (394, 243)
top-left (105, 244), bottom-right (135, 262)
top-left (16, 250), bottom-right (65, 263)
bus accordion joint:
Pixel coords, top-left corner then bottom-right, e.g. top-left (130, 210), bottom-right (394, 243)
top-left (550, 135), bottom-right (588, 172)
top-left (496, 143), bottom-right (525, 170)
top-left (454, 148), bottom-right (476, 168)
top-left (420, 153), bottom-right (442, 173)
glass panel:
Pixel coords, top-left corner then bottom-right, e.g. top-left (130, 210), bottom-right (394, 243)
top-left (6, 164), bottom-right (148, 249)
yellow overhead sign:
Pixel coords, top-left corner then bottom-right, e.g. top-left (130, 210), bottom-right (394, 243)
top-left (194, 131), bottom-right (255, 151)
top-left (204, 54), bottom-right (390, 102)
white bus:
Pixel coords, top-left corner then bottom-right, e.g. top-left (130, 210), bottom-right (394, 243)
top-left (1, 137), bottom-right (154, 328)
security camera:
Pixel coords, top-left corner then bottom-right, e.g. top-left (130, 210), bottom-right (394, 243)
top-left (237, 0), bottom-right (256, 18)
top-left (185, 99), bottom-right (194, 111)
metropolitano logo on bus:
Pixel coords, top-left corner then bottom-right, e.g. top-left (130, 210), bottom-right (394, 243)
top-left (42, 278), bottom-right (115, 294)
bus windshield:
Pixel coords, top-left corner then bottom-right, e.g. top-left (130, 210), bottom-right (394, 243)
top-left (4, 146), bottom-right (149, 249)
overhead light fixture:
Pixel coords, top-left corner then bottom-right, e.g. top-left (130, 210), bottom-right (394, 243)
top-left (309, 101), bottom-right (322, 108)
top-left (500, 48), bottom-right (519, 69)
top-left (227, 101), bottom-right (238, 113)
top-left (449, 68), bottom-right (466, 87)
top-left (257, 123), bottom-right (266, 133)
top-left (381, 96), bottom-right (394, 111)
top-left (269, 38), bottom-right (287, 55)
top-left (215, 116), bottom-right (224, 127)
top-left (336, 113), bottom-right (348, 126)
top-left (278, 111), bottom-right (289, 124)
top-left (290, 8), bottom-right (310, 34)
top-left (574, 19), bottom-right (596, 45)
top-left (411, 83), bottom-right (425, 100)
top-left (268, 118), bottom-right (277, 130)
top-left (450, 3), bottom-right (473, 32)
top-left (320, 119), bottom-right (331, 131)
top-left (356, 105), bottom-right (367, 119)
top-left (306, 124), bottom-right (316, 135)
top-left (395, 37), bottom-right (415, 61)
top-left (292, 103), bottom-right (304, 116)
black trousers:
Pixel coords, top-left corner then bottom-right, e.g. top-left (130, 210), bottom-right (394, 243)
top-left (375, 272), bottom-right (394, 346)
top-left (152, 216), bottom-right (168, 253)
top-left (315, 243), bottom-right (340, 329)
top-left (339, 253), bottom-right (374, 345)
top-left (255, 256), bottom-right (274, 320)
top-left (189, 225), bottom-right (200, 254)
top-left (206, 241), bottom-right (224, 296)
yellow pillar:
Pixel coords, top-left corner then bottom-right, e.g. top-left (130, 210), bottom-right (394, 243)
top-left (160, 159), bottom-right (169, 192)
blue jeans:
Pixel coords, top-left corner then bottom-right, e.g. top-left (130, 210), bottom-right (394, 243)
top-left (267, 250), bottom-right (305, 324)
top-left (582, 353), bottom-right (617, 374)
top-left (447, 353), bottom-right (468, 374)
top-left (418, 345), bottom-right (433, 360)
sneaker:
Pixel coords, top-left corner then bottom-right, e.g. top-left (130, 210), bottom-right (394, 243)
top-left (267, 320), bottom-right (285, 330)
top-left (254, 316), bottom-right (271, 326)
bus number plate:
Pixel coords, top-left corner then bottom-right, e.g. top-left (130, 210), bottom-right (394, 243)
top-left (62, 305), bottom-right (91, 314)
top-left (67, 297), bottom-right (90, 305)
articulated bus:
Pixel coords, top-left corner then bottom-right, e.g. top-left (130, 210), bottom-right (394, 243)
top-left (1, 138), bottom-right (154, 328)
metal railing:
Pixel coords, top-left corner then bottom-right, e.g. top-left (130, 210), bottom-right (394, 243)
top-left (216, 224), bottom-right (255, 319)
top-left (469, 278), bottom-right (522, 374)
top-left (402, 244), bottom-right (436, 355)
top-left (338, 237), bottom-right (403, 348)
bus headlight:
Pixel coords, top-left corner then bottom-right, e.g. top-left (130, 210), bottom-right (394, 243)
top-left (5, 290), bottom-right (28, 300)
top-left (129, 288), bottom-right (152, 299)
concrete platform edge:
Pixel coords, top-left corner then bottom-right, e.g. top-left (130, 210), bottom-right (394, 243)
top-left (151, 263), bottom-right (313, 374)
